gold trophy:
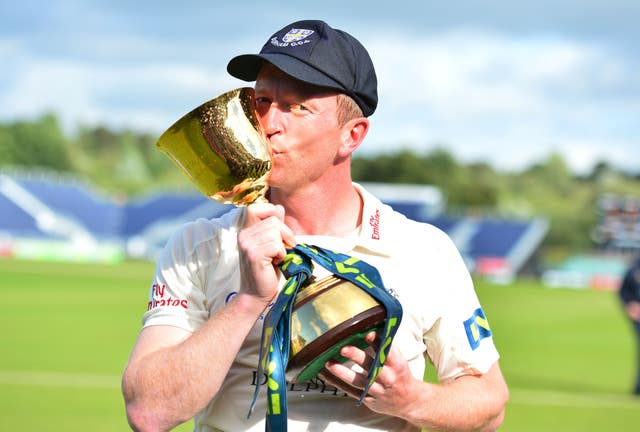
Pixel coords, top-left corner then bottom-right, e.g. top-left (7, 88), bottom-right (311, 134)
top-left (156, 87), bottom-right (271, 205)
top-left (156, 88), bottom-right (385, 383)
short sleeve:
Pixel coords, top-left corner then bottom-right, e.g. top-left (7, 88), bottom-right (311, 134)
top-left (141, 220), bottom-right (215, 332)
top-left (420, 227), bottom-right (500, 383)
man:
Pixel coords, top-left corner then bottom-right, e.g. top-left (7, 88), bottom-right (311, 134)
top-left (122, 19), bottom-right (508, 431)
top-left (619, 256), bottom-right (640, 395)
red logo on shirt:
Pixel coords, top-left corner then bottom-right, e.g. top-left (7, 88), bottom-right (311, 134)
top-left (369, 209), bottom-right (381, 240)
top-left (147, 283), bottom-right (188, 311)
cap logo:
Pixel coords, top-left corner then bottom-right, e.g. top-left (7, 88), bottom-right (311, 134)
top-left (270, 28), bottom-right (314, 47)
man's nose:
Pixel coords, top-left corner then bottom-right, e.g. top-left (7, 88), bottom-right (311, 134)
top-left (259, 104), bottom-right (283, 138)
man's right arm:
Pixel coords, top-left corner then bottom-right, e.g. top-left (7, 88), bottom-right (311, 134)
top-left (122, 203), bottom-right (294, 432)
top-left (121, 291), bottom-right (269, 432)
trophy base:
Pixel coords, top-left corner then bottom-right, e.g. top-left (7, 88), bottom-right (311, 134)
top-left (287, 305), bottom-right (385, 383)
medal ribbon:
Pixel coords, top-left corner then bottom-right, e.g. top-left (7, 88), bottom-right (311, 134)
top-left (248, 244), bottom-right (403, 431)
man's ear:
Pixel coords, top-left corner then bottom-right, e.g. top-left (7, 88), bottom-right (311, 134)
top-left (337, 117), bottom-right (369, 158)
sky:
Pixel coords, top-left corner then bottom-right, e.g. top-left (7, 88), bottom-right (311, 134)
top-left (1, 0), bottom-right (638, 174)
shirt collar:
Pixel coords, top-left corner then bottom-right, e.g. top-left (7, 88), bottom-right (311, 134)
top-left (353, 183), bottom-right (393, 257)
top-left (286, 183), bottom-right (394, 257)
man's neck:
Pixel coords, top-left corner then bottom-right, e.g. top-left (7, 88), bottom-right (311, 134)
top-left (269, 181), bottom-right (363, 237)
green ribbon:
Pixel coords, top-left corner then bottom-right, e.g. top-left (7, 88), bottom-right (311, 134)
top-left (248, 244), bottom-right (403, 431)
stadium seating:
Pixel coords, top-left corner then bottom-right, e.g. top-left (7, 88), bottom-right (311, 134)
top-left (122, 193), bottom-right (223, 237)
top-left (0, 173), bottom-right (547, 278)
top-left (467, 219), bottom-right (527, 257)
top-left (17, 176), bottom-right (122, 238)
top-left (0, 191), bottom-right (47, 238)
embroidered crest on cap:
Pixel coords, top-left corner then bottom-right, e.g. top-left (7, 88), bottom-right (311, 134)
top-left (283, 28), bottom-right (314, 42)
top-left (271, 28), bottom-right (314, 47)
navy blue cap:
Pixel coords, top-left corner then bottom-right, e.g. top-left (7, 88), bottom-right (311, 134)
top-left (227, 20), bottom-right (378, 117)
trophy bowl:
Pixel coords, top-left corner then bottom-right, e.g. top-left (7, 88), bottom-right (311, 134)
top-left (286, 275), bottom-right (386, 383)
top-left (156, 87), bottom-right (271, 205)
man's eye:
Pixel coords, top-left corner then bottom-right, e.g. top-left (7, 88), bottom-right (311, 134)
top-left (255, 97), bottom-right (270, 105)
top-left (291, 104), bottom-right (309, 113)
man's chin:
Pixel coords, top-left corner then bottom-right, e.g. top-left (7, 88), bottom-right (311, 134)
top-left (266, 166), bottom-right (286, 186)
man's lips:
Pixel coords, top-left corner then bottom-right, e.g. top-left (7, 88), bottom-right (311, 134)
top-left (270, 148), bottom-right (282, 157)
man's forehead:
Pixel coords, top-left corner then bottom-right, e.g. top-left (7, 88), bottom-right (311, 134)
top-left (255, 63), bottom-right (339, 98)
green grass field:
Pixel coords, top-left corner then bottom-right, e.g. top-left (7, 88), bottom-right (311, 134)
top-left (1, 258), bottom-right (639, 431)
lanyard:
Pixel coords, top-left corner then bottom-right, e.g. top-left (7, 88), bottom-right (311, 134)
top-left (248, 244), bottom-right (403, 431)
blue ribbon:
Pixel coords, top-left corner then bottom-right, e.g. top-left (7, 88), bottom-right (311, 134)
top-left (248, 244), bottom-right (403, 432)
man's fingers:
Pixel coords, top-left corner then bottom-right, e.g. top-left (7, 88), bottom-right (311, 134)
top-left (339, 344), bottom-right (374, 372)
top-left (322, 360), bottom-right (388, 398)
top-left (318, 369), bottom-right (364, 399)
top-left (320, 364), bottom-right (367, 393)
top-left (243, 204), bottom-right (295, 251)
top-left (238, 218), bottom-right (286, 262)
top-left (244, 203), bottom-right (284, 225)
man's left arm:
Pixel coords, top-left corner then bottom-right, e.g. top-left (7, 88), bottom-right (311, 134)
top-left (322, 331), bottom-right (509, 432)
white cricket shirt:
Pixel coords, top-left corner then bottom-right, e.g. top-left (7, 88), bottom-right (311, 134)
top-left (142, 184), bottom-right (500, 431)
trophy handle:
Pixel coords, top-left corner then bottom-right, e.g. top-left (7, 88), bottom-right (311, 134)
top-left (156, 87), bottom-right (271, 206)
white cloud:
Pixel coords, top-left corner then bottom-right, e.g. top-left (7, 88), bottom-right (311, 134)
top-left (363, 30), bottom-right (639, 172)
top-left (0, 46), bottom-right (238, 133)
top-left (0, 57), bottom-right (97, 125)
top-left (1, 9), bottom-right (638, 174)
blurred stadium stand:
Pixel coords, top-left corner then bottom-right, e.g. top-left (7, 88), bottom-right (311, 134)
top-left (122, 194), bottom-right (233, 259)
top-left (541, 194), bottom-right (640, 291)
top-left (542, 254), bottom-right (629, 291)
top-left (591, 194), bottom-right (640, 252)
top-left (0, 173), bottom-right (547, 280)
top-left (0, 191), bottom-right (47, 238)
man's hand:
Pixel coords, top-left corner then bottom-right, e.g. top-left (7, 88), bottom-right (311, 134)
top-left (237, 203), bottom-right (296, 308)
top-left (625, 301), bottom-right (640, 321)
top-left (321, 331), bottom-right (508, 431)
top-left (320, 331), bottom-right (419, 418)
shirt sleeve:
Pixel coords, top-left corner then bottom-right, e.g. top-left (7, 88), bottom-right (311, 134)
top-left (141, 220), bottom-right (213, 332)
top-left (420, 226), bottom-right (500, 383)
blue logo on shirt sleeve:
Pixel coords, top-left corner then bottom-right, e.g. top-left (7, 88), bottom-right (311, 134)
top-left (463, 307), bottom-right (492, 350)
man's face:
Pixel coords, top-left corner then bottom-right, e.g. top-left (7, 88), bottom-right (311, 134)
top-left (254, 64), bottom-right (344, 193)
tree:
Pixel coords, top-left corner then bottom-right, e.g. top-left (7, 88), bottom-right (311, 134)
top-left (0, 113), bottom-right (71, 170)
top-left (0, 125), bottom-right (17, 165)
